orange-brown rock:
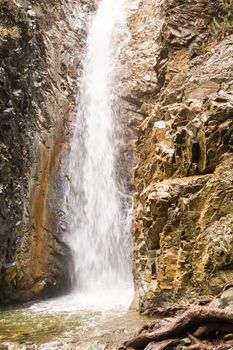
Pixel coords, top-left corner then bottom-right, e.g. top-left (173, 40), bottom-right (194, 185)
top-left (121, 0), bottom-right (233, 310)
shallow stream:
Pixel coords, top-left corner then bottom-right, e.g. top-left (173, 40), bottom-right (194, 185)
top-left (0, 292), bottom-right (147, 349)
top-left (0, 0), bottom-right (144, 348)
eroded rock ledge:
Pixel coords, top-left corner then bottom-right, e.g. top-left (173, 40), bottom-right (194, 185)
top-left (121, 0), bottom-right (233, 310)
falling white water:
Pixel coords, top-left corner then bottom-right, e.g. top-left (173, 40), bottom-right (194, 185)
top-left (64, 0), bottom-right (134, 309)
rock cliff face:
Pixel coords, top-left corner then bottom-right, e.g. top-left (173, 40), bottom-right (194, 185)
top-left (121, 0), bottom-right (233, 310)
top-left (0, 0), bottom-right (93, 303)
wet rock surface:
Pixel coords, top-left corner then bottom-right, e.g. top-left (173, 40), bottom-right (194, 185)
top-left (121, 0), bottom-right (233, 310)
top-left (0, 0), bottom-right (94, 303)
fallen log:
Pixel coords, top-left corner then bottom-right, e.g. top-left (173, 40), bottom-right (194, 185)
top-left (138, 319), bottom-right (171, 335)
top-left (143, 306), bottom-right (186, 317)
top-left (144, 339), bottom-right (180, 350)
top-left (180, 345), bottom-right (208, 350)
top-left (120, 307), bottom-right (233, 350)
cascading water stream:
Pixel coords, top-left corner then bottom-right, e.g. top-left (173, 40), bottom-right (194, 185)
top-left (65, 0), bottom-right (134, 309)
top-left (0, 3), bottom-right (146, 348)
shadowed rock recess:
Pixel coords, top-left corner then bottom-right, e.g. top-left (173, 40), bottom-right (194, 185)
top-left (120, 0), bottom-right (233, 311)
top-left (0, 0), bottom-right (94, 303)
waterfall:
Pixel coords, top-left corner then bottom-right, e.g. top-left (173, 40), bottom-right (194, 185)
top-left (65, 0), bottom-right (134, 309)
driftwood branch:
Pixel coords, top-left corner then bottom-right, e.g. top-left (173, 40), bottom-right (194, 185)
top-left (144, 339), bottom-right (180, 350)
top-left (120, 307), bottom-right (233, 350)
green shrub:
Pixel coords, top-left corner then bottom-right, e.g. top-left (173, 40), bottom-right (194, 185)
top-left (210, 0), bottom-right (233, 38)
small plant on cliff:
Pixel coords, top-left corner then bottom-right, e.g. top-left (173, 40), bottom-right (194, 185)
top-left (210, 0), bottom-right (233, 39)
top-left (0, 25), bottom-right (21, 39)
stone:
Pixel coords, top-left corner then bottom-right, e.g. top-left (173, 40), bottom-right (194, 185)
top-left (0, 0), bottom-right (94, 304)
top-left (120, 0), bottom-right (233, 310)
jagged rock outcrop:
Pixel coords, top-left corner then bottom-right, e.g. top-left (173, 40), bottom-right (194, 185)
top-left (0, 0), bottom-right (94, 303)
top-left (121, 0), bottom-right (233, 310)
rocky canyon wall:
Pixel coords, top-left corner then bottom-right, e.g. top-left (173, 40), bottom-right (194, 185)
top-left (121, 0), bottom-right (233, 311)
top-left (0, 0), bottom-right (94, 303)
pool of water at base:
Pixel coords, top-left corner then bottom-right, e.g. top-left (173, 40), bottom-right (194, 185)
top-left (0, 293), bottom-right (148, 350)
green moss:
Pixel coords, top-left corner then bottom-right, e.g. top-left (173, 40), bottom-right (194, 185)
top-left (210, 0), bottom-right (233, 38)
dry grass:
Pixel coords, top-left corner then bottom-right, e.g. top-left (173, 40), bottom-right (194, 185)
top-left (0, 25), bottom-right (21, 39)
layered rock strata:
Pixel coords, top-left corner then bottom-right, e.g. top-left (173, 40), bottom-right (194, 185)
top-left (121, 0), bottom-right (233, 310)
top-left (0, 0), bottom-right (93, 303)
